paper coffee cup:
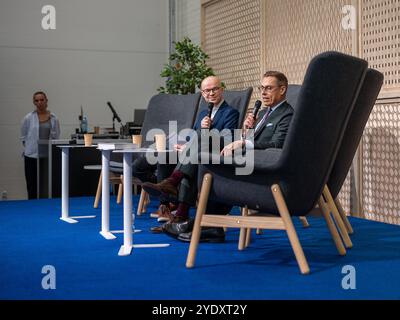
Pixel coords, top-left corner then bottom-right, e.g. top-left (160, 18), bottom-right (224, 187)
top-left (132, 135), bottom-right (142, 148)
top-left (154, 134), bottom-right (166, 151)
top-left (84, 134), bottom-right (93, 147)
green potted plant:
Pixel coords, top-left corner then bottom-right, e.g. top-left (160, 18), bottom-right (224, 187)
top-left (158, 37), bottom-right (215, 94)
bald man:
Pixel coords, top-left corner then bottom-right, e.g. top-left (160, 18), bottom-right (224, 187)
top-left (142, 76), bottom-right (239, 228)
top-left (193, 76), bottom-right (237, 131)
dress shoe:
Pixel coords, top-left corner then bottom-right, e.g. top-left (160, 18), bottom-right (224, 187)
top-left (162, 218), bottom-right (194, 238)
top-left (150, 225), bottom-right (163, 233)
top-left (177, 227), bottom-right (225, 243)
top-left (150, 203), bottom-right (178, 219)
top-left (142, 178), bottom-right (178, 198)
top-left (150, 215), bottom-right (186, 234)
top-left (150, 204), bottom-right (168, 219)
top-left (157, 205), bottom-right (174, 222)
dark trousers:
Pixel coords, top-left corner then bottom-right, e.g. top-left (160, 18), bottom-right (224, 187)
top-left (24, 156), bottom-right (38, 200)
top-left (133, 156), bottom-right (179, 205)
top-left (132, 155), bottom-right (157, 183)
top-left (24, 156), bottom-right (48, 200)
top-left (155, 163), bottom-right (176, 204)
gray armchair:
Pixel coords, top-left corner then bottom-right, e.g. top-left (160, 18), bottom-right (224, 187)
top-left (186, 51), bottom-right (368, 274)
top-left (94, 93), bottom-right (201, 209)
top-left (244, 71), bottom-right (383, 252)
top-left (286, 84), bottom-right (302, 109)
top-left (324, 68), bottom-right (383, 235)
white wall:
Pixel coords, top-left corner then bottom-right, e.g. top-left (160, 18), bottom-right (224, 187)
top-left (174, 0), bottom-right (200, 44)
top-left (0, 0), bottom-right (169, 199)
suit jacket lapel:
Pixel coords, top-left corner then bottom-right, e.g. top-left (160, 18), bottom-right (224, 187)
top-left (254, 102), bottom-right (288, 138)
top-left (211, 101), bottom-right (227, 129)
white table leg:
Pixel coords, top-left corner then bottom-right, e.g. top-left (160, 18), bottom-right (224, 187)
top-left (99, 150), bottom-right (116, 240)
top-left (119, 152), bottom-right (133, 256)
top-left (60, 147), bottom-right (78, 224)
top-left (118, 151), bottom-right (170, 256)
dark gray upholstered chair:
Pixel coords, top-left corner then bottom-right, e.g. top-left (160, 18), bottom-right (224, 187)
top-left (196, 88), bottom-right (253, 128)
top-left (323, 68), bottom-right (383, 236)
top-left (139, 93), bottom-right (201, 147)
top-left (95, 93), bottom-right (201, 209)
top-left (186, 52), bottom-right (368, 274)
top-left (286, 84), bottom-right (302, 109)
top-left (134, 92), bottom-right (202, 212)
top-left (244, 70), bottom-right (384, 251)
top-left (136, 89), bottom-right (253, 214)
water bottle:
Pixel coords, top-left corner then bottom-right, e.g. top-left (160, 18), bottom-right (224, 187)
top-left (1, 191), bottom-right (7, 201)
top-left (81, 116), bottom-right (88, 133)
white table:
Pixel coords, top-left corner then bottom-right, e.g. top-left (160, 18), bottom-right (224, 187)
top-left (58, 145), bottom-right (97, 223)
top-left (113, 148), bottom-right (171, 256)
top-left (97, 143), bottom-right (142, 240)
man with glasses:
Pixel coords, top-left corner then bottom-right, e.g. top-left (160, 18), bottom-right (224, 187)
top-left (221, 70), bottom-right (293, 155)
top-left (138, 76), bottom-right (239, 227)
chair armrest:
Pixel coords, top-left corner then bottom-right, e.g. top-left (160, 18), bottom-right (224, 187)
top-left (252, 149), bottom-right (282, 172)
top-left (198, 148), bottom-right (282, 172)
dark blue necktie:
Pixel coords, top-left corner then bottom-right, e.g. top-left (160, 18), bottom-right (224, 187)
top-left (254, 108), bottom-right (271, 137)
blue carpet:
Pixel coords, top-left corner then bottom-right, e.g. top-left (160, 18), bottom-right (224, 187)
top-left (0, 196), bottom-right (400, 300)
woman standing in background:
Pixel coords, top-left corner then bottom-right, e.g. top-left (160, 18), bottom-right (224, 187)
top-left (20, 91), bottom-right (60, 199)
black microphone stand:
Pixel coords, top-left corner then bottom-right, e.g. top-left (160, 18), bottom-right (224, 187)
top-left (112, 114), bottom-right (117, 133)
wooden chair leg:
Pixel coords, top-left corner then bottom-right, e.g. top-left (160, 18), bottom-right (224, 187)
top-left (93, 171), bottom-right (102, 208)
top-left (143, 191), bottom-right (150, 213)
top-left (335, 197), bottom-right (354, 234)
top-left (299, 216), bottom-right (310, 228)
top-left (318, 196), bottom-right (346, 256)
top-left (238, 207), bottom-right (248, 251)
top-left (271, 184), bottom-right (310, 274)
top-left (245, 228), bottom-right (251, 248)
top-left (272, 184), bottom-right (310, 275)
top-left (137, 189), bottom-right (147, 216)
top-left (323, 185), bottom-right (353, 249)
top-left (186, 173), bottom-right (212, 268)
top-left (116, 175), bottom-right (123, 204)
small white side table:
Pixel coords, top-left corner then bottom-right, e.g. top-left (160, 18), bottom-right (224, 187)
top-left (58, 145), bottom-right (97, 223)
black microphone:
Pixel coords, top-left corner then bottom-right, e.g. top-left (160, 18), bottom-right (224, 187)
top-left (207, 102), bottom-right (214, 118)
top-left (107, 101), bottom-right (122, 123)
top-left (252, 100), bottom-right (262, 119)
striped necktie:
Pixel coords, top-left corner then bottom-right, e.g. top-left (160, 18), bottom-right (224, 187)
top-left (254, 108), bottom-right (271, 137)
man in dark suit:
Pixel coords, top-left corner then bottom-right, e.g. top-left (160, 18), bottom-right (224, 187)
top-left (221, 70), bottom-right (293, 155)
top-left (146, 71), bottom-right (294, 242)
top-left (142, 76), bottom-right (239, 225)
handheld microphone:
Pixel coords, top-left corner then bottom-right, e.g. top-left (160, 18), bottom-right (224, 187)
top-left (248, 99), bottom-right (262, 130)
top-left (243, 100), bottom-right (262, 141)
top-left (207, 102), bottom-right (214, 118)
top-left (107, 101), bottom-right (122, 123)
top-left (252, 100), bottom-right (262, 120)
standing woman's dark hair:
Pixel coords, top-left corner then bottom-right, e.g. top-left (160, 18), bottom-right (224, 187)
top-left (20, 91), bottom-right (60, 199)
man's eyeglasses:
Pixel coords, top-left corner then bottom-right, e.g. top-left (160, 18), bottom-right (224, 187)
top-left (201, 87), bottom-right (221, 95)
top-left (258, 85), bottom-right (281, 93)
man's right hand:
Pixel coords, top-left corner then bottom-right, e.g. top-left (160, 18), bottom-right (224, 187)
top-left (174, 144), bottom-right (186, 152)
top-left (243, 114), bottom-right (255, 130)
top-left (201, 116), bottom-right (212, 129)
